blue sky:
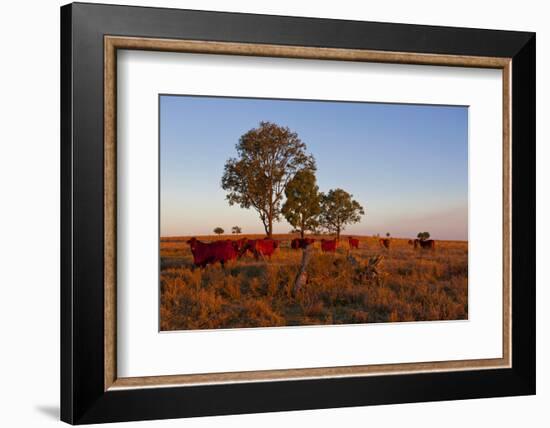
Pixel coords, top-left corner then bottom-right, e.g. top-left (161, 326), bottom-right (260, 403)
top-left (160, 95), bottom-right (468, 240)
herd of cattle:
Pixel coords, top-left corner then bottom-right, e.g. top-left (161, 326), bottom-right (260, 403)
top-left (185, 236), bottom-right (436, 268)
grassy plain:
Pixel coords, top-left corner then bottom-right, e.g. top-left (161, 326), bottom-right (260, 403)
top-left (160, 234), bottom-right (468, 331)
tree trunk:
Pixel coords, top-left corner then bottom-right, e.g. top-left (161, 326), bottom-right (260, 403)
top-left (267, 214), bottom-right (273, 238)
top-left (336, 226), bottom-right (340, 240)
top-left (267, 189), bottom-right (274, 238)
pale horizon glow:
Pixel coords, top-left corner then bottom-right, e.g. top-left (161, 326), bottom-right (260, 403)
top-left (160, 95), bottom-right (468, 240)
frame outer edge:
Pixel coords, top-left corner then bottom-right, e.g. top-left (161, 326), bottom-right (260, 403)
top-left (72, 2), bottom-right (534, 58)
top-left (510, 33), bottom-right (536, 392)
top-left (60, 3), bottom-right (75, 424)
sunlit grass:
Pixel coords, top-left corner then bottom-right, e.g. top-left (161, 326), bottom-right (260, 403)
top-left (160, 235), bottom-right (468, 331)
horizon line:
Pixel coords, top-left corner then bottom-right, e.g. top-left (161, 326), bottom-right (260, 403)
top-left (160, 233), bottom-right (468, 242)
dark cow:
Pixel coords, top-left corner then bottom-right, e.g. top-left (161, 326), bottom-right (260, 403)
top-left (408, 239), bottom-right (419, 249)
top-left (186, 237), bottom-right (239, 268)
top-left (413, 239), bottom-right (435, 250)
top-left (418, 239), bottom-right (435, 250)
top-left (232, 238), bottom-right (249, 254)
top-left (421, 239), bottom-right (436, 249)
top-left (245, 238), bottom-right (280, 259)
top-left (378, 238), bottom-right (391, 250)
top-left (348, 237), bottom-right (360, 249)
top-left (409, 239), bottom-right (435, 250)
top-left (321, 238), bottom-right (338, 252)
top-left (291, 237), bottom-right (316, 249)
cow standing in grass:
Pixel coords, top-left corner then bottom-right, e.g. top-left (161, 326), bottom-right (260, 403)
top-left (244, 238), bottom-right (280, 260)
top-left (378, 238), bottom-right (391, 250)
top-left (186, 237), bottom-right (240, 268)
top-left (232, 238), bottom-right (249, 254)
top-left (420, 239), bottom-right (436, 250)
top-left (321, 238), bottom-right (338, 252)
top-left (409, 239), bottom-right (436, 250)
top-left (348, 237), bottom-right (359, 249)
top-left (291, 237), bottom-right (316, 249)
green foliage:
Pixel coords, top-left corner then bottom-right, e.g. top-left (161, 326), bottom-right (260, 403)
top-left (417, 232), bottom-right (431, 241)
top-left (281, 170), bottom-right (321, 238)
top-left (221, 121), bottom-right (315, 237)
top-left (232, 226), bottom-right (242, 234)
top-left (214, 227), bottom-right (224, 235)
top-left (319, 188), bottom-right (365, 239)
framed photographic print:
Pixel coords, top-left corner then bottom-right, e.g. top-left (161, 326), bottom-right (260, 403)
top-left (60, 2), bottom-right (535, 424)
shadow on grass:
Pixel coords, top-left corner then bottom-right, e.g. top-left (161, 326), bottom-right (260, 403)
top-left (229, 263), bottom-right (265, 278)
top-left (161, 257), bottom-right (194, 270)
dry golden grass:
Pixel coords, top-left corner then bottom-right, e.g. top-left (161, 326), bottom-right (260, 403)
top-left (160, 235), bottom-right (468, 331)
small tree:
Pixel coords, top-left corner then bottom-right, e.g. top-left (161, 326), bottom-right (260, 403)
top-left (231, 226), bottom-right (242, 235)
top-left (214, 227), bottom-right (224, 236)
top-left (417, 232), bottom-right (430, 241)
top-left (386, 232), bottom-right (391, 238)
top-left (221, 121), bottom-right (316, 238)
top-left (282, 170), bottom-right (321, 238)
top-left (318, 188), bottom-right (365, 240)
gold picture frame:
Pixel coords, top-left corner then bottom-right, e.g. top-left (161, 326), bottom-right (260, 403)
top-left (103, 36), bottom-right (512, 391)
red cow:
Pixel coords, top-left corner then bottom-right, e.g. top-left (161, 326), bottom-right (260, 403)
top-left (320, 238), bottom-right (338, 252)
top-left (186, 237), bottom-right (238, 268)
top-left (245, 238), bottom-right (279, 259)
top-left (348, 237), bottom-right (360, 249)
top-left (379, 238), bottom-right (391, 250)
top-left (291, 237), bottom-right (316, 249)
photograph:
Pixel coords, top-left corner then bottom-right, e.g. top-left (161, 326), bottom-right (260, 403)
top-left (159, 95), bottom-right (469, 331)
